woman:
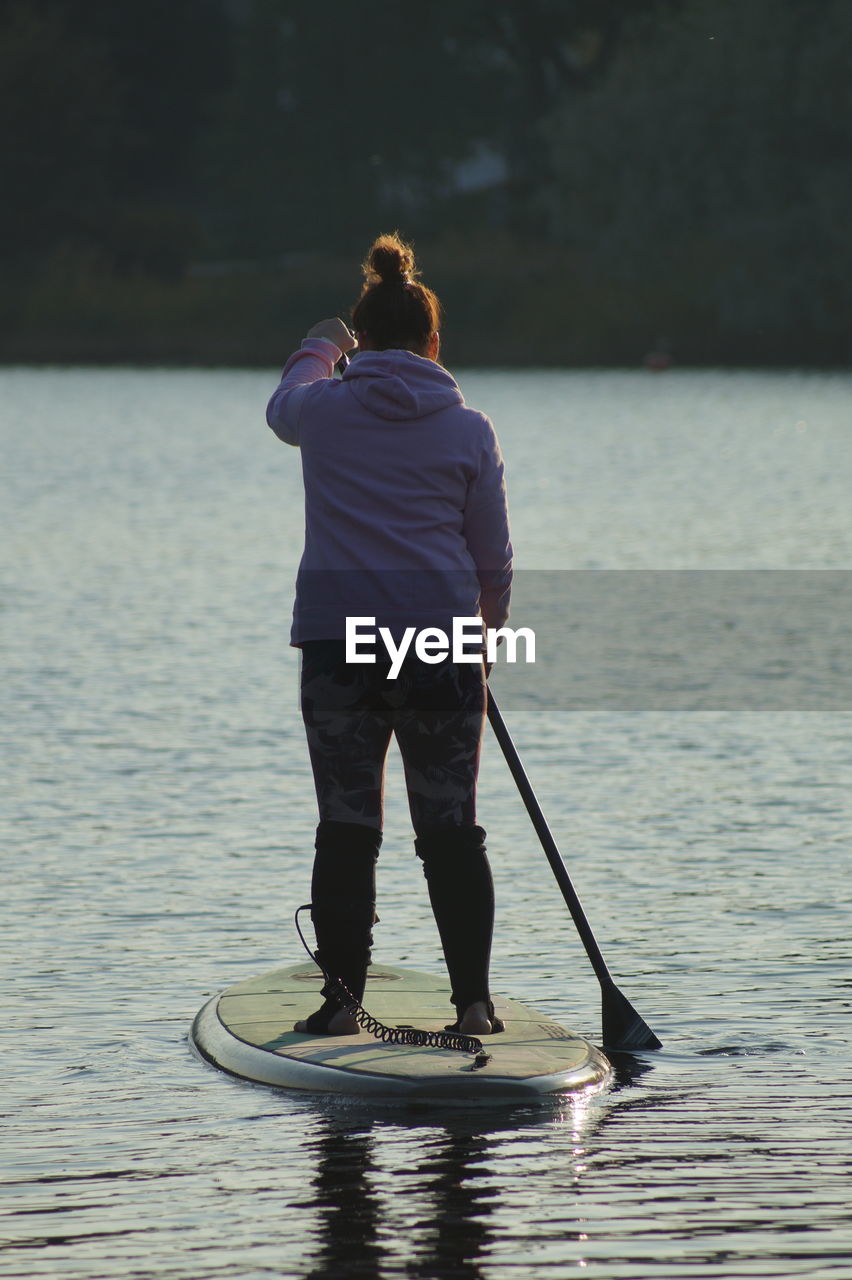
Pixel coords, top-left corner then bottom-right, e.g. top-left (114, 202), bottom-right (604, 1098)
top-left (266, 234), bottom-right (512, 1037)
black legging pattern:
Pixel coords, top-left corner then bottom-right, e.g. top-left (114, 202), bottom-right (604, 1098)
top-left (300, 640), bottom-right (486, 832)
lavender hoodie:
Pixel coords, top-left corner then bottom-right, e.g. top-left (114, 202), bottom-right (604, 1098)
top-left (267, 338), bottom-right (512, 644)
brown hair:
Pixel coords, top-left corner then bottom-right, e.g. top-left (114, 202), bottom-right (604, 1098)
top-left (351, 232), bottom-right (442, 354)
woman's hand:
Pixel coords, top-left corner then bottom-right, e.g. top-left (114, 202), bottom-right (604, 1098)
top-left (307, 318), bottom-right (358, 353)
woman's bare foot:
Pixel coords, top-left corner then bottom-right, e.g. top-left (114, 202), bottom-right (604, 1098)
top-left (294, 1007), bottom-right (360, 1036)
top-left (458, 1001), bottom-right (495, 1035)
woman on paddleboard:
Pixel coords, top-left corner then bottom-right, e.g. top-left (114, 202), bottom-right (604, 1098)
top-left (266, 233), bottom-right (512, 1037)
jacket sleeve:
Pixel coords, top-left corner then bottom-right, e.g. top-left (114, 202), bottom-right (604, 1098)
top-left (266, 337), bottom-right (339, 445)
top-left (463, 416), bottom-right (513, 631)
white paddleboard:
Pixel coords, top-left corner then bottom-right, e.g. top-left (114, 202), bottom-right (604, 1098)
top-left (191, 963), bottom-right (611, 1103)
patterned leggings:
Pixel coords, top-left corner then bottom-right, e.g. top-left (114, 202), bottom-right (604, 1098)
top-left (300, 640), bottom-right (486, 833)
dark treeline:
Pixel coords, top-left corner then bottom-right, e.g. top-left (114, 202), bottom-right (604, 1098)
top-left (2, 0), bottom-right (849, 366)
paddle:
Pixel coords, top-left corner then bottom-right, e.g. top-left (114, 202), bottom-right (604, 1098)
top-left (486, 689), bottom-right (662, 1052)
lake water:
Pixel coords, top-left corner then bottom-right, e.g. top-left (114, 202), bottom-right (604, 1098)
top-left (2, 366), bottom-right (852, 1279)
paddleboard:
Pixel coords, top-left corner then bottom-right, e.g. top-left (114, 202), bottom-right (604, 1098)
top-left (191, 962), bottom-right (611, 1103)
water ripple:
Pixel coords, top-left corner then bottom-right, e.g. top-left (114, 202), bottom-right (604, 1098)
top-left (3, 368), bottom-right (852, 1279)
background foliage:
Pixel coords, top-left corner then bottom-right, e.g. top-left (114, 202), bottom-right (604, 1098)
top-left (2, 0), bottom-right (849, 365)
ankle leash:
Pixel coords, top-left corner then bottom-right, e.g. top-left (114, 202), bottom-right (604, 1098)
top-left (295, 904), bottom-right (489, 1061)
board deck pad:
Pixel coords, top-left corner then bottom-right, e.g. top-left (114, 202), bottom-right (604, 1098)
top-left (192, 963), bottom-right (611, 1102)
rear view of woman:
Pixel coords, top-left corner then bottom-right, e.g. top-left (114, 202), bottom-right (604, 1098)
top-left (266, 234), bottom-right (512, 1037)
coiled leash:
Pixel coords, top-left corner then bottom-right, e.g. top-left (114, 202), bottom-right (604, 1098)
top-left (295, 905), bottom-right (489, 1062)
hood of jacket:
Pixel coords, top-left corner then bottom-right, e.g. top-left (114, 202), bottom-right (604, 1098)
top-left (343, 349), bottom-right (464, 421)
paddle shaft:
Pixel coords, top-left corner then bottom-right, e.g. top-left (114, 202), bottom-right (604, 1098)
top-left (486, 690), bottom-right (615, 991)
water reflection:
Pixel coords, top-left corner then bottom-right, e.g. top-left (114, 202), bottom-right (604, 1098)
top-left (605, 1050), bottom-right (658, 1091)
top-left (301, 1095), bottom-right (601, 1279)
top-left (304, 1119), bottom-right (383, 1280)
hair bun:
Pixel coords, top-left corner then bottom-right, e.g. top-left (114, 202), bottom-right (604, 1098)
top-left (364, 232), bottom-right (417, 286)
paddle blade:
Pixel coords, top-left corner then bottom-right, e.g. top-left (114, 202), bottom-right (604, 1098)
top-left (601, 983), bottom-right (662, 1052)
